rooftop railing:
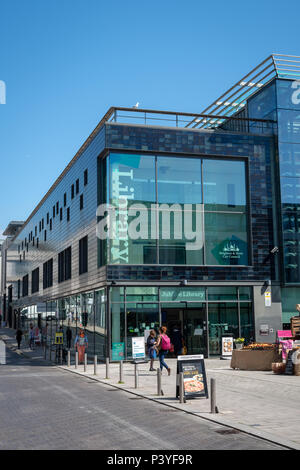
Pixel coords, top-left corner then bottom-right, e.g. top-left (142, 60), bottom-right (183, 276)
top-left (103, 106), bottom-right (276, 135)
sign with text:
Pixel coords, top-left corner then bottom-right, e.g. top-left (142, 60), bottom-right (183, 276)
top-left (132, 337), bottom-right (145, 359)
top-left (112, 342), bottom-right (125, 361)
top-left (176, 355), bottom-right (208, 399)
top-left (222, 337), bottom-right (233, 356)
top-left (265, 291), bottom-right (271, 307)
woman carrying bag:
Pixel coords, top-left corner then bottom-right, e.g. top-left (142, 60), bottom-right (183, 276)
top-left (156, 326), bottom-right (171, 376)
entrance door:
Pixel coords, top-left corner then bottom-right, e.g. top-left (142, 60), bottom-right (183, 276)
top-left (208, 303), bottom-right (239, 355)
top-left (183, 305), bottom-right (207, 356)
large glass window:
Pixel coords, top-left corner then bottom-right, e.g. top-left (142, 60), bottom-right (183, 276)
top-left (126, 303), bottom-right (159, 358)
top-left (208, 303), bottom-right (239, 355)
top-left (278, 143), bottom-right (300, 178)
top-left (109, 153), bottom-right (156, 265)
top-left (276, 79), bottom-right (300, 111)
top-left (205, 213), bottom-right (248, 265)
top-left (157, 156), bottom-right (202, 204)
top-left (248, 82), bottom-right (276, 119)
top-left (105, 153), bottom-right (248, 266)
top-left (203, 160), bottom-right (246, 212)
top-left (278, 110), bottom-right (300, 144)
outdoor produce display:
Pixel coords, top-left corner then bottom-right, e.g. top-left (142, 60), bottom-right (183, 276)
top-left (231, 314), bottom-right (300, 372)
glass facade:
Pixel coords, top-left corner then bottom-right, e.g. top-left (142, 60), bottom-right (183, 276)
top-left (109, 286), bottom-right (253, 359)
top-left (18, 290), bottom-right (108, 360)
top-left (104, 153), bottom-right (249, 266)
top-left (276, 80), bottom-right (300, 284)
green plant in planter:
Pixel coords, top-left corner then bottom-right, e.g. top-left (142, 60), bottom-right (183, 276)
top-left (234, 337), bottom-right (245, 344)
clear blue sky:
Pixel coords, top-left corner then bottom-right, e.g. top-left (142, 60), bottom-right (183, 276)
top-left (1, 0), bottom-right (300, 235)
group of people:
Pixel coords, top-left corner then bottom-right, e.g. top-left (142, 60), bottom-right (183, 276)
top-left (146, 325), bottom-right (184, 375)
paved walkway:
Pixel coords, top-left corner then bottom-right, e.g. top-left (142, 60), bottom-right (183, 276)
top-left (1, 327), bottom-right (300, 449)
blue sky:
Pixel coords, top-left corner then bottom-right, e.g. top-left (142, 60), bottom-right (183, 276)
top-left (1, 0), bottom-right (300, 235)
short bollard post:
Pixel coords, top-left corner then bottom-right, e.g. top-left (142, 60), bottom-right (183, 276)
top-left (44, 344), bottom-right (47, 360)
top-left (105, 357), bottom-right (110, 379)
top-left (179, 372), bottom-right (185, 403)
top-left (134, 363), bottom-right (139, 389)
top-left (211, 378), bottom-right (217, 413)
top-left (75, 351), bottom-right (78, 369)
top-left (67, 350), bottom-right (71, 367)
top-left (60, 347), bottom-right (63, 365)
top-left (49, 345), bottom-right (52, 362)
top-left (157, 368), bottom-right (162, 396)
top-left (94, 355), bottom-right (97, 375)
top-left (118, 360), bottom-right (124, 383)
top-left (84, 353), bottom-right (87, 372)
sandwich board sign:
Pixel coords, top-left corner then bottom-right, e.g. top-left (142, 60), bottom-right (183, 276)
top-left (132, 337), bottom-right (145, 360)
top-left (176, 354), bottom-right (208, 399)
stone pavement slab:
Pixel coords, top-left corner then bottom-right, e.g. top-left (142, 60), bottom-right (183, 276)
top-left (60, 356), bottom-right (300, 450)
top-left (1, 327), bottom-right (299, 449)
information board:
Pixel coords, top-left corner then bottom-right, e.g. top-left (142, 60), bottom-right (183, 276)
top-left (222, 337), bottom-right (233, 357)
top-left (132, 337), bottom-right (145, 359)
top-left (176, 355), bottom-right (208, 399)
top-left (112, 342), bottom-right (125, 361)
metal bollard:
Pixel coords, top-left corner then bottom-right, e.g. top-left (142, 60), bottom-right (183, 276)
top-left (211, 378), bottom-right (217, 413)
top-left (94, 355), bottom-right (97, 375)
top-left (105, 357), bottom-right (110, 379)
top-left (75, 351), bottom-right (78, 369)
top-left (49, 345), bottom-right (52, 362)
top-left (60, 347), bottom-right (63, 365)
top-left (67, 350), bottom-right (71, 367)
top-left (44, 344), bottom-right (47, 360)
top-left (157, 368), bottom-right (162, 396)
top-left (134, 363), bottom-right (139, 389)
top-left (84, 353), bottom-right (87, 372)
top-left (179, 372), bottom-right (185, 403)
top-left (118, 360), bottom-right (124, 383)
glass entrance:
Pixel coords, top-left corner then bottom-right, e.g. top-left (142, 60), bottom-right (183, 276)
top-left (208, 303), bottom-right (239, 355)
top-left (162, 304), bottom-right (207, 357)
top-left (183, 305), bottom-right (207, 356)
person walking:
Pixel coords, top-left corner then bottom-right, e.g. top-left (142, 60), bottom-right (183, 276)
top-left (156, 326), bottom-right (171, 375)
top-left (29, 324), bottom-right (35, 350)
top-left (146, 330), bottom-right (157, 371)
top-left (74, 326), bottom-right (88, 363)
top-left (16, 328), bottom-right (23, 349)
top-left (66, 326), bottom-right (72, 350)
top-left (170, 324), bottom-right (184, 356)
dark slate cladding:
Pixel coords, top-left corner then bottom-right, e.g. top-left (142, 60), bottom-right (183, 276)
top-left (105, 123), bottom-right (276, 282)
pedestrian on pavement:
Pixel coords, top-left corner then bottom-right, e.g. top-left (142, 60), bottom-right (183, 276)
top-left (42, 323), bottom-right (48, 346)
top-left (16, 328), bottom-right (23, 349)
top-left (74, 326), bottom-right (88, 363)
top-left (156, 326), bottom-right (171, 376)
top-left (29, 324), bottom-right (35, 349)
top-left (170, 324), bottom-right (184, 356)
top-left (146, 330), bottom-right (157, 371)
top-left (66, 326), bottom-right (72, 349)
